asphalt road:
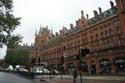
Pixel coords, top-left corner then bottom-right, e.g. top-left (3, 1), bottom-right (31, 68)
top-left (0, 72), bottom-right (48, 83)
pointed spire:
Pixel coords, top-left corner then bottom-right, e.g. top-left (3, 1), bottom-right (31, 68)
top-left (46, 25), bottom-right (48, 28)
top-left (39, 25), bottom-right (42, 34)
top-left (35, 29), bottom-right (37, 37)
top-left (50, 27), bottom-right (53, 37)
top-left (46, 25), bottom-right (48, 31)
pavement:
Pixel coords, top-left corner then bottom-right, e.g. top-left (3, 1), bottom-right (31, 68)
top-left (36, 75), bottom-right (125, 83)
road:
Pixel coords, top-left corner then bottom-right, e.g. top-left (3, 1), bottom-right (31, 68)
top-left (1, 72), bottom-right (125, 83)
top-left (45, 77), bottom-right (125, 83)
top-left (43, 75), bottom-right (125, 83)
top-left (0, 72), bottom-right (48, 83)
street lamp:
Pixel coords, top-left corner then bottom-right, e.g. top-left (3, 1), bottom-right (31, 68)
top-left (79, 47), bottom-right (90, 83)
top-left (60, 55), bottom-right (64, 79)
top-left (59, 36), bottom-right (64, 79)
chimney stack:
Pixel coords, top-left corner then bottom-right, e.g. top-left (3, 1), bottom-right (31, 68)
top-left (98, 7), bottom-right (102, 14)
top-left (60, 29), bottom-right (63, 35)
top-left (86, 14), bottom-right (89, 19)
top-left (81, 10), bottom-right (84, 17)
top-left (70, 24), bottom-right (74, 29)
top-left (63, 27), bottom-right (67, 33)
top-left (110, 1), bottom-right (114, 8)
top-left (93, 10), bottom-right (98, 17)
top-left (76, 20), bottom-right (79, 27)
top-left (55, 32), bottom-right (59, 36)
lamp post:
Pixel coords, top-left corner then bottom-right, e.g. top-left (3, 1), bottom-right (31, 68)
top-left (31, 58), bottom-right (35, 77)
top-left (49, 64), bottom-right (52, 80)
top-left (38, 57), bottom-right (41, 78)
top-left (79, 48), bottom-right (83, 83)
top-left (46, 56), bottom-right (51, 80)
top-left (60, 55), bottom-right (64, 79)
top-left (79, 47), bottom-right (90, 83)
top-left (60, 36), bottom-right (64, 79)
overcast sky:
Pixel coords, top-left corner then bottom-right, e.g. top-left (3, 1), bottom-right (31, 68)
top-left (13, 0), bottom-right (115, 45)
top-left (0, 0), bottom-right (116, 59)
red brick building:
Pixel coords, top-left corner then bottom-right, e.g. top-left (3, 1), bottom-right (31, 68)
top-left (32, 0), bottom-right (125, 74)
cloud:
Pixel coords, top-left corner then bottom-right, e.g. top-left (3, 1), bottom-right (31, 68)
top-left (13, 0), bottom-right (115, 44)
top-left (0, 0), bottom-right (116, 59)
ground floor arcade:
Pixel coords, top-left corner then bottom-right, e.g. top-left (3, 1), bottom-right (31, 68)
top-left (43, 53), bottom-right (125, 75)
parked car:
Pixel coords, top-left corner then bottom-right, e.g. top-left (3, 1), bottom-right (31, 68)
top-left (18, 67), bottom-right (28, 72)
top-left (33, 68), bottom-right (43, 74)
top-left (6, 65), bottom-right (14, 71)
top-left (43, 68), bottom-right (50, 73)
top-left (52, 69), bottom-right (60, 75)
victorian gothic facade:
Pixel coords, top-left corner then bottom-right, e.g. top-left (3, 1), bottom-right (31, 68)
top-left (32, 0), bottom-right (125, 74)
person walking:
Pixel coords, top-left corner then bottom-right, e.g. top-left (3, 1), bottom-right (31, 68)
top-left (73, 69), bottom-right (77, 83)
top-left (88, 64), bottom-right (91, 75)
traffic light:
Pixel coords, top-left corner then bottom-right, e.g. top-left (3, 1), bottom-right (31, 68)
top-left (80, 48), bottom-right (90, 57)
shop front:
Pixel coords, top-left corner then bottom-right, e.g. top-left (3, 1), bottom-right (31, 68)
top-left (114, 58), bottom-right (125, 72)
top-left (100, 59), bottom-right (111, 73)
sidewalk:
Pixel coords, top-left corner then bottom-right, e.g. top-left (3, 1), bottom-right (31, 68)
top-left (39, 75), bottom-right (125, 83)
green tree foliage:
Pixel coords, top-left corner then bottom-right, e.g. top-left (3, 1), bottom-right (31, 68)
top-left (5, 49), bottom-right (30, 66)
top-left (0, 0), bottom-right (22, 48)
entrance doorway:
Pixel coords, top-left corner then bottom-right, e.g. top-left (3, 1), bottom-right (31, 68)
top-left (114, 58), bottom-right (125, 72)
top-left (67, 63), bottom-right (75, 74)
top-left (100, 59), bottom-right (111, 73)
top-left (90, 61), bottom-right (96, 74)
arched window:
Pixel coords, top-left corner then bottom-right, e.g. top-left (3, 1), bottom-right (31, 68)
top-left (115, 24), bottom-right (121, 34)
top-left (109, 28), bottom-right (112, 36)
top-left (118, 35), bottom-right (121, 46)
top-left (105, 30), bottom-right (108, 37)
top-left (101, 32), bottom-right (104, 37)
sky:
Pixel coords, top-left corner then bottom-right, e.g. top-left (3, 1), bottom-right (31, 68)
top-left (13, 0), bottom-right (115, 45)
top-left (0, 0), bottom-right (115, 59)
top-left (0, 45), bottom-right (7, 59)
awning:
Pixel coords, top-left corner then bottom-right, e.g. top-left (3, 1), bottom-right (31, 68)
top-left (115, 59), bottom-right (125, 63)
top-left (100, 61), bottom-right (110, 65)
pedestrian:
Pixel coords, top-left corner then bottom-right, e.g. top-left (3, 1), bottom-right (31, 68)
top-left (88, 64), bottom-right (91, 75)
top-left (73, 69), bottom-right (77, 83)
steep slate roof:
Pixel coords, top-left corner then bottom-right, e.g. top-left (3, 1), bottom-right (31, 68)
top-left (89, 7), bottom-right (117, 25)
top-left (46, 7), bottom-right (118, 43)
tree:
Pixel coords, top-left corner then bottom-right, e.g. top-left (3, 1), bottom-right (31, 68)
top-left (5, 49), bottom-right (30, 66)
top-left (0, 0), bottom-right (22, 48)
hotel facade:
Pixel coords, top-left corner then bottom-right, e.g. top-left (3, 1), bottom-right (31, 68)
top-left (31, 0), bottom-right (125, 74)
